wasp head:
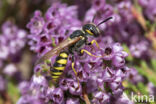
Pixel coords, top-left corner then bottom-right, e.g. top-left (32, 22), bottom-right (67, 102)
top-left (83, 17), bottom-right (113, 37)
top-left (82, 23), bottom-right (100, 37)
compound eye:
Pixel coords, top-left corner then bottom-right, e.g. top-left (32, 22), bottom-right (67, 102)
top-left (90, 30), bottom-right (95, 35)
top-left (91, 29), bottom-right (99, 37)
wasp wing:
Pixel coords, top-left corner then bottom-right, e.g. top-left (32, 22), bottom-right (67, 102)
top-left (35, 36), bottom-right (82, 65)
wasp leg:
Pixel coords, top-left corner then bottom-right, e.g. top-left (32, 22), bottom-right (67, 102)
top-left (81, 49), bottom-right (102, 58)
top-left (71, 56), bottom-right (78, 76)
top-left (87, 40), bottom-right (100, 49)
top-left (71, 55), bottom-right (80, 86)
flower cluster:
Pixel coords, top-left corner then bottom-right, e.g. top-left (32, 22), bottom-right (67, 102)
top-left (75, 42), bottom-right (132, 104)
top-left (0, 0), bottom-right (156, 104)
top-left (0, 21), bottom-right (27, 92)
top-left (17, 2), bottom-right (133, 104)
top-left (17, 43), bottom-right (132, 104)
top-left (127, 68), bottom-right (144, 85)
top-left (138, 0), bottom-right (156, 21)
top-left (0, 21), bottom-right (27, 63)
top-left (84, 0), bottom-right (151, 59)
top-left (27, 2), bottom-right (81, 57)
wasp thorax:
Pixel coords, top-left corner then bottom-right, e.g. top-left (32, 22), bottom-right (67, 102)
top-left (82, 24), bottom-right (100, 37)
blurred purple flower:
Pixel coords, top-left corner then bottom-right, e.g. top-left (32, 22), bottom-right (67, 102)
top-left (52, 88), bottom-right (64, 104)
top-left (139, 0), bottom-right (156, 21)
top-left (147, 82), bottom-right (156, 97)
top-left (27, 11), bottom-right (44, 35)
top-left (18, 81), bottom-right (30, 95)
top-left (66, 98), bottom-right (80, 104)
top-left (0, 21), bottom-right (27, 60)
top-left (3, 64), bottom-right (17, 76)
top-left (92, 91), bottom-right (109, 104)
top-left (127, 68), bottom-right (144, 84)
top-left (0, 76), bottom-right (7, 92)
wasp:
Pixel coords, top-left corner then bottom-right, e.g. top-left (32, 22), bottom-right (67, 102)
top-left (36, 16), bottom-right (113, 82)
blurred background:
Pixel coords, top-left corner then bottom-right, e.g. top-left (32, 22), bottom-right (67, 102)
top-left (0, 0), bottom-right (156, 104)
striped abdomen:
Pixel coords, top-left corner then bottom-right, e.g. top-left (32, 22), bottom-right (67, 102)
top-left (51, 51), bottom-right (68, 81)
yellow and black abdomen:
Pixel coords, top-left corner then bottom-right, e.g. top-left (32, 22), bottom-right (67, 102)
top-left (51, 51), bottom-right (68, 81)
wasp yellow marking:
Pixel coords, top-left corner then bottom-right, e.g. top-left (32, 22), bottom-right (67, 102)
top-left (52, 72), bottom-right (62, 76)
top-left (57, 59), bottom-right (67, 64)
top-left (91, 40), bottom-right (100, 49)
top-left (52, 76), bottom-right (60, 79)
top-left (54, 67), bottom-right (65, 70)
top-left (52, 79), bottom-right (57, 81)
top-left (72, 62), bottom-right (77, 76)
top-left (71, 62), bottom-right (80, 87)
top-left (86, 29), bottom-right (94, 35)
top-left (81, 49), bottom-right (102, 58)
top-left (68, 37), bottom-right (72, 40)
top-left (60, 53), bottom-right (68, 58)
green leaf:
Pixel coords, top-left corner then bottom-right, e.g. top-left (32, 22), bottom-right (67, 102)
top-left (7, 82), bottom-right (20, 104)
top-left (0, 0), bottom-right (8, 22)
top-left (151, 59), bottom-right (156, 72)
top-left (137, 82), bottom-right (148, 95)
top-left (122, 44), bottom-right (133, 61)
top-left (141, 61), bottom-right (148, 69)
top-left (135, 62), bottom-right (156, 86)
top-left (51, 37), bottom-right (56, 47)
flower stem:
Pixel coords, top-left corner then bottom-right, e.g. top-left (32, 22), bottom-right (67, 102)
top-left (131, 6), bottom-right (147, 31)
top-left (83, 93), bottom-right (91, 104)
top-left (82, 86), bottom-right (91, 104)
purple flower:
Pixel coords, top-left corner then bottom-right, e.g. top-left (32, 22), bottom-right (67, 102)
top-left (0, 21), bottom-right (27, 59)
top-left (59, 78), bottom-right (71, 91)
top-left (30, 75), bottom-right (48, 88)
top-left (0, 76), bottom-right (7, 92)
top-left (112, 43), bottom-right (124, 53)
top-left (52, 88), bottom-right (64, 104)
top-left (86, 79), bottom-right (98, 93)
top-left (69, 81), bottom-right (82, 95)
top-left (127, 68), bottom-right (144, 84)
top-left (101, 44), bottom-right (114, 60)
top-left (17, 94), bottom-right (45, 104)
top-left (84, 1), bottom-right (113, 30)
top-left (0, 21), bottom-right (27, 97)
top-left (102, 67), bottom-right (114, 82)
top-left (0, 45), bottom-right (9, 60)
top-left (138, 0), bottom-right (156, 21)
top-left (147, 82), bottom-right (156, 96)
top-left (92, 0), bottom-right (106, 10)
top-left (66, 98), bottom-right (80, 104)
top-left (46, 86), bottom-right (55, 99)
top-left (3, 64), bottom-right (17, 76)
top-left (117, 1), bottom-right (134, 22)
top-left (22, 1), bottom-right (133, 103)
top-left (138, 0), bottom-right (149, 7)
top-left (130, 41), bottom-right (149, 58)
top-left (112, 52), bottom-right (126, 67)
top-left (27, 2), bottom-right (81, 56)
top-left (27, 11), bottom-right (45, 35)
top-left (76, 66), bottom-right (89, 82)
top-left (115, 93), bottom-right (134, 104)
top-left (17, 95), bottom-right (32, 104)
top-left (18, 81), bottom-right (30, 95)
top-left (92, 91), bottom-right (109, 104)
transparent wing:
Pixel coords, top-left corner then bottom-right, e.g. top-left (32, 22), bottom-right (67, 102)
top-left (35, 36), bottom-right (82, 65)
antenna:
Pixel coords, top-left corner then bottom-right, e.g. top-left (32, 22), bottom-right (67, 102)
top-left (92, 14), bottom-right (97, 23)
top-left (96, 17), bottom-right (113, 27)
